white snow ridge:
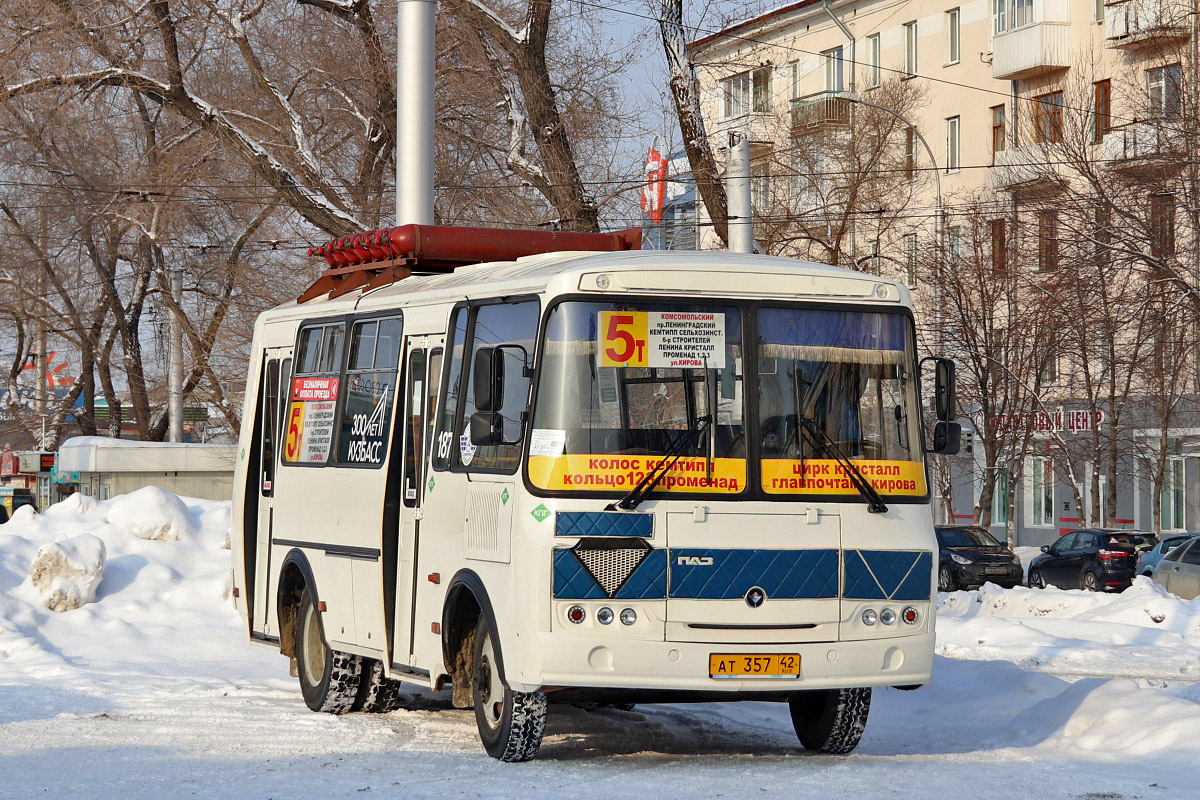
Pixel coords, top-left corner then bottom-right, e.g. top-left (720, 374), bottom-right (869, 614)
top-left (104, 485), bottom-right (198, 541)
top-left (27, 534), bottom-right (106, 612)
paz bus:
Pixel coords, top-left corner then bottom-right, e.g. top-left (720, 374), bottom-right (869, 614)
top-left (231, 224), bottom-right (960, 761)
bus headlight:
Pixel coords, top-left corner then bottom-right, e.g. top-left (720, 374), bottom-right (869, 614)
top-left (861, 609), bottom-right (878, 626)
top-left (597, 607), bottom-right (614, 625)
top-left (880, 608), bottom-right (897, 625)
top-left (619, 608), bottom-right (637, 626)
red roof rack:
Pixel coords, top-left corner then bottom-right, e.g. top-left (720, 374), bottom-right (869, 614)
top-left (300, 224), bottom-right (642, 303)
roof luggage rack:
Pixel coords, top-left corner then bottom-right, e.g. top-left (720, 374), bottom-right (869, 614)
top-left (300, 224), bottom-right (642, 303)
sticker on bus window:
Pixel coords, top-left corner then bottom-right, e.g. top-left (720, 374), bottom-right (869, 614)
top-left (598, 311), bottom-right (725, 369)
top-left (284, 377), bottom-right (339, 464)
top-left (529, 429), bottom-right (566, 458)
top-left (459, 425), bottom-right (478, 466)
top-left (760, 459), bottom-right (927, 497)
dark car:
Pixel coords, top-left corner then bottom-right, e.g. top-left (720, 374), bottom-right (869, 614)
top-left (1028, 529), bottom-right (1141, 592)
top-left (935, 525), bottom-right (1024, 591)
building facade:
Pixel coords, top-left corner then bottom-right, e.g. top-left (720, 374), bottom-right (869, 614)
top-left (681, 0), bottom-right (1200, 545)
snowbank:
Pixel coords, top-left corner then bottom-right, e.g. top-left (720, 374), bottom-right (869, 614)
top-left (105, 486), bottom-right (199, 541)
top-left (27, 534), bottom-right (106, 612)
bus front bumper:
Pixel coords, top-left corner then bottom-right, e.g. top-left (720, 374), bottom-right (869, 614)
top-left (513, 631), bottom-right (935, 694)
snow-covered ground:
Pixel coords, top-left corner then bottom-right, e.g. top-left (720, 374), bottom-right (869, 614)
top-left (2, 492), bottom-right (1199, 799)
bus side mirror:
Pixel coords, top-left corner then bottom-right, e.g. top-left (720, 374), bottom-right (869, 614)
top-left (472, 346), bottom-right (504, 413)
top-left (470, 410), bottom-right (504, 447)
top-left (929, 421), bottom-right (960, 455)
top-left (934, 358), bottom-right (956, 421)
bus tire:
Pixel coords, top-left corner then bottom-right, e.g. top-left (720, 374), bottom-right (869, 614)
top-left (296, 587), bottom-right (363, 714)
top-left (471, 617), bottom-right (546, 762)
top-left (355, 659), bottom-right (407, 713)
top-left (788, 687), bottom-right (871, 755)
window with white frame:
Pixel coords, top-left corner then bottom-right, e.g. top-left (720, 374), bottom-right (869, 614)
top-left (866, 34), bottom-right (881, 88)
top-left (994, 0), bottom-right (1034, 33)
top-left (1032, 456), bottom-right (1054, 526)
top-left (790, 61), bottom-right (801, 100)
top-left (946, 116), bottom-right (960, 172)
top-left (721, 67), bottom-right (772, 118)
top-left (822, 46), bottom-right (844, 92)
top-left (947, 8), bottom-right (961, 64)
top-left (948, 225), bottom-right (962, 268)
top-left (1148, 63), bottom-right (1183, 118)
top-left (903, 21), bottom-right (918, 77)
top-left (751, 163), bottom-right (770, 211)
top-left (992, 468), bottom-right (1010, 525)
top-left (904, 233), bottom-right (918, 286)
top-left (1161, 445), bottom-right (1185, 530)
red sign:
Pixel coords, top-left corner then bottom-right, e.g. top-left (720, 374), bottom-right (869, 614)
top-left (0, 447), bottom-right (14, 477)
top-left (290, 376), bottom-right (340, 402)
top-left (640, 146), bottom-right (667, 224)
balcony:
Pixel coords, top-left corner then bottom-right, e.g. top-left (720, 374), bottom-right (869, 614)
top-left (991, 144), bottom-right (1063, 191)
top-left (1101, 122), bottom-right (1186, 168)
top-left (791, 91), bottom-right (851, 134)
top-left (1106, 0), bottom-right (1190, 49)
top-left (992, 0), bottom-right (1071, 80)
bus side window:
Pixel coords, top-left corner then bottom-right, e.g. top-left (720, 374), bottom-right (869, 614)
top-left (424, 349), bottom-right (443, 464)
top-left (458, 299), bottom-right (540, 473)
top-left (433, 307), bottom-right (468, 471)
top-left (402, 349), bottom-right (426, 507)
top-left (260, 358), bottom-right (280, 496)
top-left (337, 316), bottom-right (402, 467)
top-left (284, 322), bottom-right (345, 466)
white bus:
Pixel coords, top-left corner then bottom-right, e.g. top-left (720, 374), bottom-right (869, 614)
top-left (232, 224), bottom-right (960, 761)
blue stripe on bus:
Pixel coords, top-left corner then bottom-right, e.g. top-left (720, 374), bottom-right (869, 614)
top-left (667, 549), bottom-right (839, 600)
top-left (552, 547), bottom-right (668, 599)
top-left (555, 511), bottom-right (653, 539)
top-left (843, 550), bottom-right (933, 601)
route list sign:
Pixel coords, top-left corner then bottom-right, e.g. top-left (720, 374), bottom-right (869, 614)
top-left (598, 311), bottom-right (725, 369)
top-left (284, 376), bottom-right (340, 463)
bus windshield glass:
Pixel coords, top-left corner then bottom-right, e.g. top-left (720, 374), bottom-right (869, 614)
top-left (529, 301), bottom-right (746, 495)
top-left (756, 307), bottom-right (926, 498)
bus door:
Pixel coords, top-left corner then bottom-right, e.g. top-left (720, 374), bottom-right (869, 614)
top-left (392, 336), bottom-right (442, 666)
top-left (253, 348), bottom-right (291, 633)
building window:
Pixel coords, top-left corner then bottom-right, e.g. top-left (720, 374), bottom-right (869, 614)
top-left (995, 0), bottom-right (1034, 32)
top-left (1094, 0), bottom-right (1104, 22)
top-left (995, 0), bottom-right (1006, 33)
top-left (1041, 339), bottom-right (1059, 384)
top-left (903, 21), bottom-right (918, 77)
top-left (1033, 91), bottom-right (1064, 144)
top-left (822, 46), bottom-right (844, 92)
top-left (904, 233), bottom-right (918, 286)
top-left (1148, 63), bottom-right (1182, 118)
top-left (1093, 80), bottom-right (1110, 143)
top-left (1162, 450), bottom-right (1185, 530)
top-left (947, 8), bottom-right (960, 64)
top-left (866, 34), bottom-right (881, 88)
top-left (948, 225), bottom-right (963, 268)
top-left (721, 67), bottom-right (772, 118)
top-left (751, 163), bottom-right (770, 212)
top-left (1150, 193), bottom-right (1176, 258)
top-left (946, 116), bottom-right (960, 172)
top-left (904, 128), bottom-right (916, 181)
top-left (1038, 210), bottom-right (1058, 271)
top-left (991, 105), bottom-right (1006, 162)
top-left (992, 468), bottom-right (1010, 526)
top-left (991, 218), bottom-right (1007, 273)
top-left (790, 61), bottom-right (801, 100)
top-left (1094, 205), bottom-right (1112, 265)
top-left (1032, 457), bottom-right (1054, 526)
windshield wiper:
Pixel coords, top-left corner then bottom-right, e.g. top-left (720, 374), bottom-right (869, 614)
top-left (607, 415), bottom-right (712, 511)
top-left (797, 417), bottom-right (888, 514)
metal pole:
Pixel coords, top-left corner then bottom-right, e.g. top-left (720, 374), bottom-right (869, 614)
top-left (397, 0), bottom-right (437, 226)
top-left (168, 268), bottom-right (184, 444)
top-left (35, 208), bottom-right (47, 445)
top-left (727, 134), bottom-right (754, 253)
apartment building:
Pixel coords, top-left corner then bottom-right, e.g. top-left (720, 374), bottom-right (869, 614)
top-left (673, 0), bottom-right (1200, 545)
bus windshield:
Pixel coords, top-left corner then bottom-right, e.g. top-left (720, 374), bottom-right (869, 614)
top-left (527, 301), bottom-right (926, 500)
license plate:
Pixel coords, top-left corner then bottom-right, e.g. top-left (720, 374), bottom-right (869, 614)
top-left (985, 567), bottom-right (1007, 575)
top-left (709, 653), bottom-right (801, 679)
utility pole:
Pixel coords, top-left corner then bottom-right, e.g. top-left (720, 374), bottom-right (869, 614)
top-left (35, 208), bottom-right (48, 449)
top-left (397, 0), bottom-right (437, 225)
top-left (168, 268), bottom-right (184, 443)
top-left (726, 133), bottom-right (754, 253)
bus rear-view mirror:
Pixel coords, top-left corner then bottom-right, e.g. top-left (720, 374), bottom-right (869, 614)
top-left (472, 346), bottom-right (504, 412)
top-left (929, 421), bottom-right (960, 455)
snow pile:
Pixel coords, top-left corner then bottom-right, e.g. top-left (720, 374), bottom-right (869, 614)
top-left (105, 485), bottom-right (198, 541)
top-left (27, 534), bottom-right (106, 612)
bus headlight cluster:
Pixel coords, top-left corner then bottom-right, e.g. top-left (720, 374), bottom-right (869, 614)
top-left (597, 607), bottom-right (614, 625)
top-left (619, 608), bottom-right (637, 626)
top-left (862, 607), bottom-right (919, 626)
top-left (567, 605), bottom-right (585, 624)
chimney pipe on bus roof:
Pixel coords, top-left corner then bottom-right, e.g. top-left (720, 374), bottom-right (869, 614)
top-left (397, 0), bottom-right (437, 226)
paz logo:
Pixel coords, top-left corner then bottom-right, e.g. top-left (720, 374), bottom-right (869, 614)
top-left (500, 487), bottom-right (510, 505)
top-left (531, 504), bottom-right (551, 523)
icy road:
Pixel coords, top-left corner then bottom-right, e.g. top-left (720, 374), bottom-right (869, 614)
top-left (2, 490), bottom-right (1199, 800)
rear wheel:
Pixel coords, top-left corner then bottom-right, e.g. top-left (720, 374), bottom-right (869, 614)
top-left (354, 659), bottom-right (408, 713)
top-left (1029, 569), bottom-right (1046, 589)
top-left (788, 687), bottom-right (871, 755)
top-left (472, 618), bottom-right (547, 762)
top-left (295, 587), bottom-right (363, 714)
top-left (938, 565), bottom-right (956, 592)
top-left (1081, 570), bottom-right (1099, 592)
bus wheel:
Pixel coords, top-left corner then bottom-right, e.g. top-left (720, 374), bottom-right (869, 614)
top-left (296, 587), bottom-right (363, 714)
top-left (471, 618), bottom-right (547, 762)
top-left (788, 687), bottom-right (871, 755)
top-left (355, 659), bottom-right (407, 713)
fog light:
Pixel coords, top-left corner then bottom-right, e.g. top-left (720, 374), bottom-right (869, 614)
top-left (880, 608), bottom-right (897, 625)
top-left (597, 607), bottom-right (614, 625)
top-left (902, 606), bottom-right (919, 625)
top-left (619, 608), bottom-right (637, 626)
top-left (567, 605), bottom-right (586, 624)
top-left (595, 273), bottom-right (611, 289)
top-left (861, 609), bottom-right (878, 626)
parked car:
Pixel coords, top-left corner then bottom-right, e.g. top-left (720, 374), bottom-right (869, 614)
top-left (1136, 532), bottom-right (1200, 577)
top-left (1028, 529), bottom-right (1142, 592)
top-left (1151, 538), bottom-right (1200, 600)
top-left (934, 525), bottom-right (1024, 591)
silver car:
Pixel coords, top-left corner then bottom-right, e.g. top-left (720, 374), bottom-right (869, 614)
top-left (1151, 538), bottom-right (1200, 600)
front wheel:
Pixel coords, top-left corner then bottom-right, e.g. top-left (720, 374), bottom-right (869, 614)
top-left (938, 565), bottom-right (956, 592)
top-left (788, 687), bottom-right (871, 755)
top-left (1029, 569), bottom-right (1046, 589)
top-left (295, 587), bottom-right (363, 713)
top-left (472, 618), bottom-right (547, 762)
